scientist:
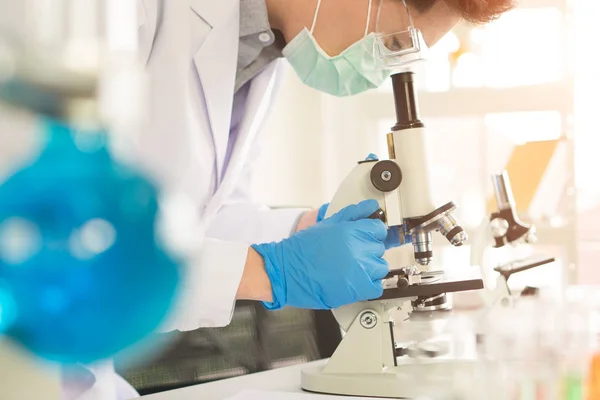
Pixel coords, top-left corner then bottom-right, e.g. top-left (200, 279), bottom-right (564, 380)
top-left (80, 0), bottom-right (514, 398)
top-left (136, 0), bottom-right (513, 328)
top-left (140, 0), bottom-right (514, 327)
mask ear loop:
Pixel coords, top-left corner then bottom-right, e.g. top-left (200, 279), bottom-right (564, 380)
top-left (400, 0), bottom-right (420, 51)
top-left (311, 0), bottom-right (374, 36)
top-left (402, 0), bottom-right (416, 30)
top-left (309, 0), bottom-right (323, 34)
top-left (375, 0), bottom-right (383, 34)
top-left (364, 0), bottom-right (373, 36)
top-left (376, 0), bottom-right (415, 34)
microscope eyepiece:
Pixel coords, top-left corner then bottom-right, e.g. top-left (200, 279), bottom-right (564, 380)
top-left (391, 72), bottom-right (424, 132)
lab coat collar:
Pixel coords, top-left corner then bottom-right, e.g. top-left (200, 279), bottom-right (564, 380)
top-left (190, 0), bottom-right (238, 27)
top-left (203, 62), bottom-right (280, 219)
top-left (138, 0), bottom-right (159, 63)
top-left (190, 0), bottom-right (240, 180)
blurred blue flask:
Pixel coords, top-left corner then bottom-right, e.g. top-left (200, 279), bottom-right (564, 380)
top-left (0, 118), bottom-right (180, 364)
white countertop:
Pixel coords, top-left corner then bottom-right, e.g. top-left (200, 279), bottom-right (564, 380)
top-left (139, 360), bottom-right (328, 400)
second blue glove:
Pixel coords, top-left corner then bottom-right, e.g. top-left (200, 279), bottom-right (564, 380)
top-left (252, 200), bottom-right (389, 310)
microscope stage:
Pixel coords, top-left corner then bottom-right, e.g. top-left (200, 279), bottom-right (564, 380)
top-left (378, 266), bottom-right (484, 300)
top-left (493, 255), bottom-right (556, 277)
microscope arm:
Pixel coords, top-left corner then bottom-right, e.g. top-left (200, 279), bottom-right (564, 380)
top-left (326, 299), bottom-right (409, 374)
top-left (324, 161), bottom-right (399, 228)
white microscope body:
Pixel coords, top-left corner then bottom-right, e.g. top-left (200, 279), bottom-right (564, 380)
top-left (301, 72), bottom-right (483, 398)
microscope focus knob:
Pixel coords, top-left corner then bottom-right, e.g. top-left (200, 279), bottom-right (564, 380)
top-left (370, 160), bottom-right (402, 192)
top-left (397, 277), bottom-right (410, 289)
top-left (368, 208), bottom-right (387, 223)
top-left (490, 217), bottom-right (509, 238)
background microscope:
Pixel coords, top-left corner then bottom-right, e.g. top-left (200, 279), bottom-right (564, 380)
top-left (469, 170), bottom-right (556, 309)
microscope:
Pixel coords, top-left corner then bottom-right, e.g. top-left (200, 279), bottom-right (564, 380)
top-left (301, 72), bottom-right (484, 398)
top-left (469, 171), bottom-right (555, 309)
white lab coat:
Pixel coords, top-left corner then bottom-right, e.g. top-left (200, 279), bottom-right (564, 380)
top-left (137, 0), bottom-right (306, 329)
top-left (68, 0), bottom-right (306, 398)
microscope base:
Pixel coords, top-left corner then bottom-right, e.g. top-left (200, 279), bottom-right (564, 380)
top-left (301, 360), bottom-right (477, 398)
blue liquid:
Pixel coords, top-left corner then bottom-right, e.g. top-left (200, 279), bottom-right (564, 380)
top-left (0, 119), bottom-right (180, 364)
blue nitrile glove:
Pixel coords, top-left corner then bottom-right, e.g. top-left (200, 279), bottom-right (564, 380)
top-left (252, 200), bottom-right (389, 310)
top-left (316, 203), bottom-right (329, 223)
top-left (317, 203), bottom-right (401, 249)
top-left (386, 226), bottom-right (402, 248)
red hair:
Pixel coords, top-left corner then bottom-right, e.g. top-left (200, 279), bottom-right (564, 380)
top-left (409, 0), bottom-right (515, 23)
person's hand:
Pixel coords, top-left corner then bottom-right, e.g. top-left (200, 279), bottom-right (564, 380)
top-left (315, 203), bottom-right (402, 249)
top-left (294, 154), bottom-right (403, 245)
top-left (252, 200), bottom-right (389, 310)
top-left (294, 203), bottom-right (329, 232)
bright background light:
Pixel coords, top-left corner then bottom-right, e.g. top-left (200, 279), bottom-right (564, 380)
top-left (252, 0), bottom-right (600, 287)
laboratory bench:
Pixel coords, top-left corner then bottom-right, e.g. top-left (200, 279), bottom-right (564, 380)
top-left (118, 302), bottom-right (341, 397)
top-left (138, 359), bottom-right (325, 399)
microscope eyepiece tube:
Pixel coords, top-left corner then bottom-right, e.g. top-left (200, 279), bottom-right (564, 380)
top-left (391, 72), bottom-right (424, 132)
top-left (386, 71), bottom-right (437, 216)
top-left (492, 170), bottom-right (516, 211)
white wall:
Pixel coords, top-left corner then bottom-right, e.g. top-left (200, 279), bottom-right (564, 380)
top-left (251, 66), bottom-right (330, 209)
top-left (250, 67), bottom-right (325, 208)
top-left (251, 64), bottom-right (396, 210)
top-left (249, 1), bottom-right (587, 287)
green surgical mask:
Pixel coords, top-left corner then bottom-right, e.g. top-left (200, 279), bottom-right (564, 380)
top-left (282, 0), bottom-right (390, 97)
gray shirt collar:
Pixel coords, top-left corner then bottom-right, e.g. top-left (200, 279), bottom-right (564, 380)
top-left (235, 0), bottom-right (284, 92)
top-left (239, 0), bottom-right (272, 37)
